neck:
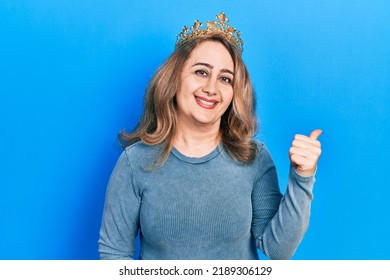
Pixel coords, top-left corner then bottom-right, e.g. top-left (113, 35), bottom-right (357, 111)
top-left (173, 121), bottom-right (221, 158)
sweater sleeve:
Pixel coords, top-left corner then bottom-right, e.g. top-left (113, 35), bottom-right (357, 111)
top-left (98, 149), bottom-right (141, 260)
top-left (251, 145), bottom-right (315, 259)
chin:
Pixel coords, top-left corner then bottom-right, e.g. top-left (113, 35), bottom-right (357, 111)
top-left (194, 117), bottom-right (219, 127)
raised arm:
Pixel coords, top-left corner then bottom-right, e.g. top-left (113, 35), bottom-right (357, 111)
top-left (252, 131), bottom-right (322, 259)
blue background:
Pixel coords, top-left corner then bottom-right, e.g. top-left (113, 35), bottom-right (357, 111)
top-left (1, 0), bottom-right (389, 260)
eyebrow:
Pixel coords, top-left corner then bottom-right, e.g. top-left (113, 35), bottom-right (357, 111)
top-left (192, 62), bottom-right (234, 75)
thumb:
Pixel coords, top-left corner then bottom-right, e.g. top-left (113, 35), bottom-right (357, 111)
top-left (309, 129), bottom-right (323, 140)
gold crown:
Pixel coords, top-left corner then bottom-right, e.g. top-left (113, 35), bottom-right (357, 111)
top-left (175, 12), bottom-right (244, 54)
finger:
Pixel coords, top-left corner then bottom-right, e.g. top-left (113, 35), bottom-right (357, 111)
top-left (309, 129), bottom-right (323, 140)
top-left (294, 134), bottom-right (321, 146)
top-left (292, 139), bottom-right (317, 149)
top-left (289, 147), bottom-right (312, 159)
top-left (290, 154), bottom-right (310, 168)
top-left (291, 145), bottom-right (322, 158)
top-left (290, 154), bottom-right (317, 174)
top-left (289, 148), bottom-right (321, 167)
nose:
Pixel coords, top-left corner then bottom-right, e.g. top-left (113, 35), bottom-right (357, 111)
top-left (202, 77), bottom-right (218, 96)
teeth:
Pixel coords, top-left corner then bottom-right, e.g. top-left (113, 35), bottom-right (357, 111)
top-left (196, 97), bottom-right (216, 106)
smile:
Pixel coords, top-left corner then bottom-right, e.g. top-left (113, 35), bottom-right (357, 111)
top-left (195, 96), bottom-right (218, 109)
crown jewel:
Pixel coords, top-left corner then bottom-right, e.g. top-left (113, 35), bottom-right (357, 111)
top-left (176, 12), bottom-right (244, 54)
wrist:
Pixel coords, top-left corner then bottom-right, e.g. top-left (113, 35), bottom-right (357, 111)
top-left (295, 166), bottom-right (316, 177)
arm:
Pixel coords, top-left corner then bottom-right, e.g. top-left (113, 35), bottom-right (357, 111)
top-left (251, 145), bottom-right (316, 260)
top-left (98, 150), bottom-right (140, 260)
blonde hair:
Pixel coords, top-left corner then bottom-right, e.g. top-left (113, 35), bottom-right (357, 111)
top-left (120, 35), bottom-right (258, 166)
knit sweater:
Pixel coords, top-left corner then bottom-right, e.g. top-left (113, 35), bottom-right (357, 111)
top-left (98, 141), bottom-right (315, 260)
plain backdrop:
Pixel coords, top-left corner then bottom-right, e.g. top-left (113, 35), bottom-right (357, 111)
top-left (1, 0), bottom-right (389, 259)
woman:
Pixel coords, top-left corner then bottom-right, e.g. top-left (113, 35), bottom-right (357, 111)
top-left (98, 12), bottom-right (322, 260)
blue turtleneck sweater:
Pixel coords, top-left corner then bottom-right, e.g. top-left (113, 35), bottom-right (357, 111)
top-left (98, 141), bottom-right (315, 260)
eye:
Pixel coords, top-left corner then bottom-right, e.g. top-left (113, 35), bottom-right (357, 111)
top-left (220, 76), bottom-right (233, 84)
top-left (195, 69), bottom-right (208, 76)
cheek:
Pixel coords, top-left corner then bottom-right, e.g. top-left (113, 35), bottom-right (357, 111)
top-left (174, 91), bottom-right (185, 111)
top-left (175, 85), bottom-right (193, 112)
top-left (223, 89), bottom-right (234, 104)
top-left (178, 77), bottom-right (198, 98)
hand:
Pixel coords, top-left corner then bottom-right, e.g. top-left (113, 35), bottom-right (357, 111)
top-left (289, 129), bottom-right (322, 177)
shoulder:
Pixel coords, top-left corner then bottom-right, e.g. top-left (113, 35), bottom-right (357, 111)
top-left (253, 139), bottom-right (265, 152)
top-left (124, 141), bottom-right (154, 155)
top-left (122, 141), bottom-right (160, 169)
top-left (252, 140), bottom-right (271, 160)
top-left (123, 141), bottom-right (159, 159)
top-left (252, 139), bottom-right (276, 169)
top-left (220, 139), bottom-right (272, 166)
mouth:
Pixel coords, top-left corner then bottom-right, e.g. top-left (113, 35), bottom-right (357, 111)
top-left (195, 96), bottom-right (218, 109)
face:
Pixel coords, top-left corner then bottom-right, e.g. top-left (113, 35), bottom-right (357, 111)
top-left (175, 40), bottom-right (234, 131)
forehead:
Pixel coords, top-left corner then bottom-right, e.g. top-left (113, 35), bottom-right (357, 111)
top-left (185, 41), bottom-right (234, 70)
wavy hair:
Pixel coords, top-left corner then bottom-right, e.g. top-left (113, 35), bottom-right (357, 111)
top-left (120, 35), bottom-right (258, 166)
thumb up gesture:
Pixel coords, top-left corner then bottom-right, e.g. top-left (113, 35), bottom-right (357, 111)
top-left (289, 129), bottom-right (323, 177)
